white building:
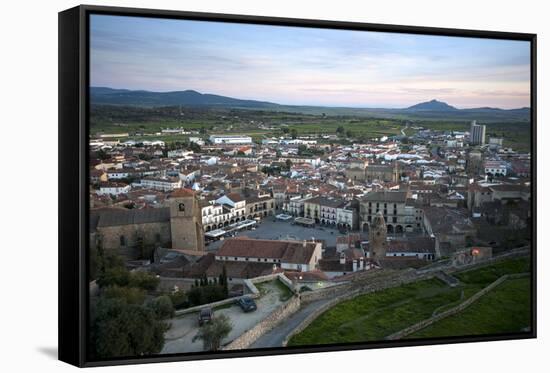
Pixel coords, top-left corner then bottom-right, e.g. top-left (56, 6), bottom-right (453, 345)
top-left (209, 135), bottom-right (252, 145)
top-left (96, 182), bottom-right (131, 196)
top-left (336, 203), bottom-right (358, 230)
top-left (138, 177), bottom-right (182, 191)
top-left (215, 238), bottom-right (322, 272)
top-left (201, 194), bottom-right (248, 231)
top-left (278, 156), bottom-right (321, 168)
top-left (484, 160), bottom-right (508, 176)
top-left (167, 149), bottom-right (194, 158)
top-left (189, 137), bottom-right (205, 146)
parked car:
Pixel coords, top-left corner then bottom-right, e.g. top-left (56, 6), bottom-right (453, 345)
top-left (198, 307), bottom-right (213, 326)
top-left (236, 296), bottom-right (257, 313)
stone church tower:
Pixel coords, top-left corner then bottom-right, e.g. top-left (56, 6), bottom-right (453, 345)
top-left (169, 188), bottom-right (205, 251)
top-left (369, 211), bottom-right (388, 260)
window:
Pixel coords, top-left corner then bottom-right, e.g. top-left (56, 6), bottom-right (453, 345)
top-left (178, 203), bottom-right (185, 212)
top-left (119, 235), bottom-right (126, 246)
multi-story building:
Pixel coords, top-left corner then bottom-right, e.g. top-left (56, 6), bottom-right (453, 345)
top-left (285, 195), bottom-right (310, 217)
top-left (470, 120), bottom-right (486, 145)
top-left (359, 191), bottom-right (422, 234)
top-left (336, 200), bottom-right (359, 230)
top-left (319, 198), bottom-right (346, 226)
top-left (484, 160), bottom-right (508, 176)
top-left (139, 176), bottom-right (182, 191)
top-left (245, 193), bottom-right (275, 219)
top-left (96, 182), bottom-right (131, 196)
top-left (365, 163), bottom-right (400, 183)
top-left (277, 156), bottom-right (321, 168)
top-left (303, 196), bottom-right (323, 222)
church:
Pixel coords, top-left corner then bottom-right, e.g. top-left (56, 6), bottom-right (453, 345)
top-left (90, 188), bottom-right (204, 258)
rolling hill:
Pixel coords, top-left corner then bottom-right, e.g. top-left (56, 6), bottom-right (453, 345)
top-left (90, 87), bottom-right (530, 122)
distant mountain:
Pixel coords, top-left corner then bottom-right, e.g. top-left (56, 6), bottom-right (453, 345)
top-left (90, 88), bottom-right (530, 122)
top-left (406, 99), bottom-right (458, 111)
top-left (90, 87), bottom-right (279, 108)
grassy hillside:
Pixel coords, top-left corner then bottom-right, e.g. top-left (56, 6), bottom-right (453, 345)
top-left (288, 257), bottom-right (531, 346)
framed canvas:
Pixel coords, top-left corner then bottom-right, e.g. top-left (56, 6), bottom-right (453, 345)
top-left (58, 4), bottom-right (537, 367)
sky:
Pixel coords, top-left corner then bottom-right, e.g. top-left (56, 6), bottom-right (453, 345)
top-left (90, 15), bottom-right (531, 109)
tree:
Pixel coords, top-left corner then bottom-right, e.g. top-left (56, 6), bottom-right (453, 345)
top-left (129, 271), bottom-right (160, 292)
top-left (189, 141), bottom-right (201, 153)
top-left (97, 267), bottom-right (130, 288)
top-left (91, 298), bottom-right (167, 358)
top-left (290, 128), bottom-right (298, 139)
top-left (346, 129), bottom-right (353, 138)
top-left (96, 149), bottom-right (109, 160)
top-left (169, 289), bottom-right (188, 310)
top-left (102, 285), bottom-right (146, 305)
top-left (147, 295), bottom-right (175, 320)
top-left (193, 314), bottom-right (233, 351)
top-left (336, 125), bottom-right (345, 136)
top-left (285, 159), bottom-right (293, 171)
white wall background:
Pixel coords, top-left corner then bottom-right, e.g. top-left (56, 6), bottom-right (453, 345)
top-left (0, 0), bottom-right (547, 371)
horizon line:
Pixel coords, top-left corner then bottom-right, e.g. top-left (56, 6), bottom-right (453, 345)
top-left (90, 86), bottom-right (531, 111)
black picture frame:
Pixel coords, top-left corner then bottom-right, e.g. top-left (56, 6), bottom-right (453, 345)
top-left (59, 4), bottom-right (537, 368)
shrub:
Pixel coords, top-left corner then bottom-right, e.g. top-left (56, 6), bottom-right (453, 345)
top-left (102, 285), bottom-right (146, 305)
top-left (129, 271), bottom-right (160, 291)
top-left (147, 295), bottom-right (175, 320)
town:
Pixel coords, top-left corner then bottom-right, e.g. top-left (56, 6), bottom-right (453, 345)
top-left (88, 112), bottom-right (532, 356)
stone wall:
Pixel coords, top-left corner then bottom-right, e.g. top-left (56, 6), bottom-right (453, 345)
top-left (223, 295), bottom-right (301, 350)
top-left (98, 221), bottom-right (171, 252)
top-left (282, 270), bottom-right (433, 346)
top-left (158, 277), bottom-right (197, 293)
top-left (385, 272), bottom-right (530, 340)
top-left (281, 250), bottom-right (530, 346)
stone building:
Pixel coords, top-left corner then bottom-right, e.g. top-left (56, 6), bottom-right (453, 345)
top-left (345, 161), bottom-right (399, 184)
top-left (245, 192), bottom-right (275, 219)
top-left (170, 188), bottom-right (205, 250)
top-left (345, 160), bottom-right (368, 182)
top-left (365, 163), bottom-right (400, 183)
top-left (90, 188), bottom-right (205, 257)
top-left (368, 212), bottom-right (388, 260)
top-left (359, 191), bottom-right (422, 234)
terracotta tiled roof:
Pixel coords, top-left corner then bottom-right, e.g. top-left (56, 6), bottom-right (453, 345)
top-left (217, 238), bottom-right (318, 264)
top-left (170, 188), bottom-right (195, 198)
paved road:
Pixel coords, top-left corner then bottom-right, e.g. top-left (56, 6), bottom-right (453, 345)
top-left (250, 298), bottom-right (332, 349)
top-left (162, 280), bottom-right (285, 354)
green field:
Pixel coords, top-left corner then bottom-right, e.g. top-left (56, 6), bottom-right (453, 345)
top-left (407, 277), bottom-right (531, 338)
top-left (90, 104), bottom-right (531, 151)
top-left (288, 257), bottom-right (531, 346)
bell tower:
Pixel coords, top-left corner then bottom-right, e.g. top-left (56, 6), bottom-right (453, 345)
top-left (369, 211), bottom-right (388, 260)
top-left (169, 189), bottom-right (204, 251)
